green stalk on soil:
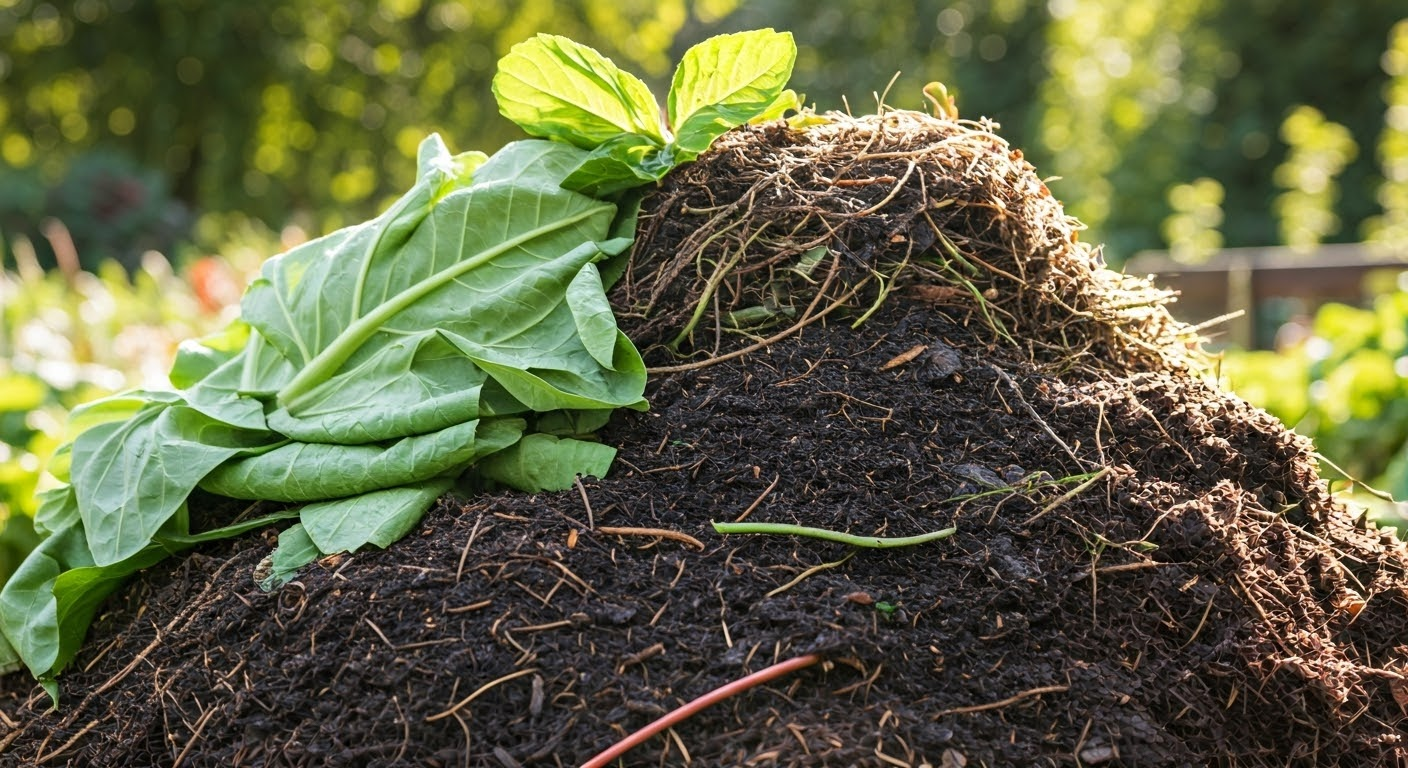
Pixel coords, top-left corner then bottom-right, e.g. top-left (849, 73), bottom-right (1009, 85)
top-left (711, 520), bottom-right (957, 547)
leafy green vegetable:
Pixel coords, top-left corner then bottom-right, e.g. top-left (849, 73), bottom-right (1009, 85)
top-left (71, 399), bottom-right (276, 565)
top-left (259, 140), bottom-right (645, 442)
top-left (0, 26), bottom-right (803, 705)
top-left (0, 134), bottom-right (646, 697)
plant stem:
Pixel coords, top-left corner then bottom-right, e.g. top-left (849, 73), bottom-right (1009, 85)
top-left (711, 520), bottom-right (956, 548)
top-left (580, 653), bottom-right (823, 768)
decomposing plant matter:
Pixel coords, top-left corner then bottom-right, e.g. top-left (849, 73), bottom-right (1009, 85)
top-left (615, 109), bottom-right (1203, 375)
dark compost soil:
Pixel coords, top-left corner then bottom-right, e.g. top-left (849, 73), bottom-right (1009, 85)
top-left (2, 112), bottom-right (1407, 767)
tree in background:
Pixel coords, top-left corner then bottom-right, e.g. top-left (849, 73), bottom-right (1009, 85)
top-left (0, 0), bottom-right (701, 235)
top-left (1365, 19), bottom-right (1408, 250)
top-left (0, 0), bottom-right (1405, 263)
top-left (1272, 106), bottom-right (1357, 253)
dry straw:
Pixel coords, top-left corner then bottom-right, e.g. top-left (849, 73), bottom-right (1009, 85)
top-left (616, 109), bottom-right (1208, 377)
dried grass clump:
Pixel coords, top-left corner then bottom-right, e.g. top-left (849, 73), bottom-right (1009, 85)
top-left (614, 109), bottom-right (1206, 375)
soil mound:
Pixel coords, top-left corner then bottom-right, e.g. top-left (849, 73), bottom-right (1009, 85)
top-left (3, 112), bottom-right (1407, 767)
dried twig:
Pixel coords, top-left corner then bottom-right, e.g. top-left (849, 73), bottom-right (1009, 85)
top-left (1023, 467), bottom-right (1111, 526)
top-left (766, 552), bottom-right (856, 598)
top-left (931, 685), bottom-right (1069, 719)
top-left (597, 526), bottom-right (705, 550)
top-left (734, 474), bottom-right (781, 522)
top-left (989, 364), bottom-right (1086, 469)
top-left (425, 668), bottom-right (539, 723)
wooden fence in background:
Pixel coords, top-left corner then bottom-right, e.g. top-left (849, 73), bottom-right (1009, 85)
top-left (1125, 243), bottom-right (1408, 349)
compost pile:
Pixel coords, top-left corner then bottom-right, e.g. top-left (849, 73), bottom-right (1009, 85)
top-left (4, 111), bottom-right (1408, 767)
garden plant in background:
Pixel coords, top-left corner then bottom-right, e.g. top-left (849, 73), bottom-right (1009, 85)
top-left (1222, 290), bottom-right (1408, 529)
top-left (0, 233), bottom-right (250, 588)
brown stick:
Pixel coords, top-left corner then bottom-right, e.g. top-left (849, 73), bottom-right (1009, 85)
top-left (36, 720), bottom-right (99, 764)
top-left (425, 668), bottom-right (539, 723)
top-left (931, 685), bottom-right (1070, 719)
top-left (734, 474), bottom-right (781, 523)
top-left (596, 526), bottom-right (705, 551)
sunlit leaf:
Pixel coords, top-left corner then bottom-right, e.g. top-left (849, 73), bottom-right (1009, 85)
top-left (494, 34), bottom-right (666, 149)
top-left (668, 29), bottom-right (796, 160)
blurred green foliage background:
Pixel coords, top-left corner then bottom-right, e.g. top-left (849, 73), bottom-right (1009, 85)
top-left (2, 0), bottom-right (1406, 260)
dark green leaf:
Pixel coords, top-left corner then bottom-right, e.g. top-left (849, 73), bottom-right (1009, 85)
top-left (560, 133), bottom-right (673, 197)
top-left (0, 527), bottom-right (93, 681)
top-left (535, 409), bottom-right (613, 438)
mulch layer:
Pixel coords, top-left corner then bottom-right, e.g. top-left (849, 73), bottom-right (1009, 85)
top-left (3, 112), bottom-right (1407, 767)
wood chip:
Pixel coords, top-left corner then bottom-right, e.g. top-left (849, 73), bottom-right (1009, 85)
top-left (880, 344), bottom-right (928, 370)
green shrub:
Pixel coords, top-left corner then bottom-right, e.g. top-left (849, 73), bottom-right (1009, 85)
top-left (1221, 291), bottom-right (1408, 529)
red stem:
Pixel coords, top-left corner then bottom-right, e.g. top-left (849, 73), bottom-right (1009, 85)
top-left (579, 652), bottom-right (824, 768)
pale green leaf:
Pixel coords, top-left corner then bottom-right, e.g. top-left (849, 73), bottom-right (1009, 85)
top-left (443, 330), bottom-right (645, 413)
top-left (301, 478), bottom-right (452, 556)
top-left (169, 319), bottom-right (251, 389)
top-left (66, 390), bottom-right (180, 437)
top-left (33, 485), bottom-right (78, 537)
top-left (263, 331), bottom-right (513, 444)
top-left (477, 433), bottom-right (616, 492)
top-left (183, 352), bottom-right (275, 433)
top-left (240, 138), bottom-right (457, 373)
top-left (0, 527), bottom-right (93, 681)
top-left (567, 263), bottom-right (622, 370)
top-left (493, 34), bottom-right (665, 148)
top-left (257, 523), bottom-right (321, 592)
top-left (71, 401), bottom-right (276, 566)
top-left (246, 140), bottom-right (645, 439)
top-left (749, 89), bottom-right (802, 124)
top-left (668, 29), bottom-right (796, 159)
top-left (417, 133), bottom-right (488, 200)
top-left (199, 418), bottom-right (521, 502)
